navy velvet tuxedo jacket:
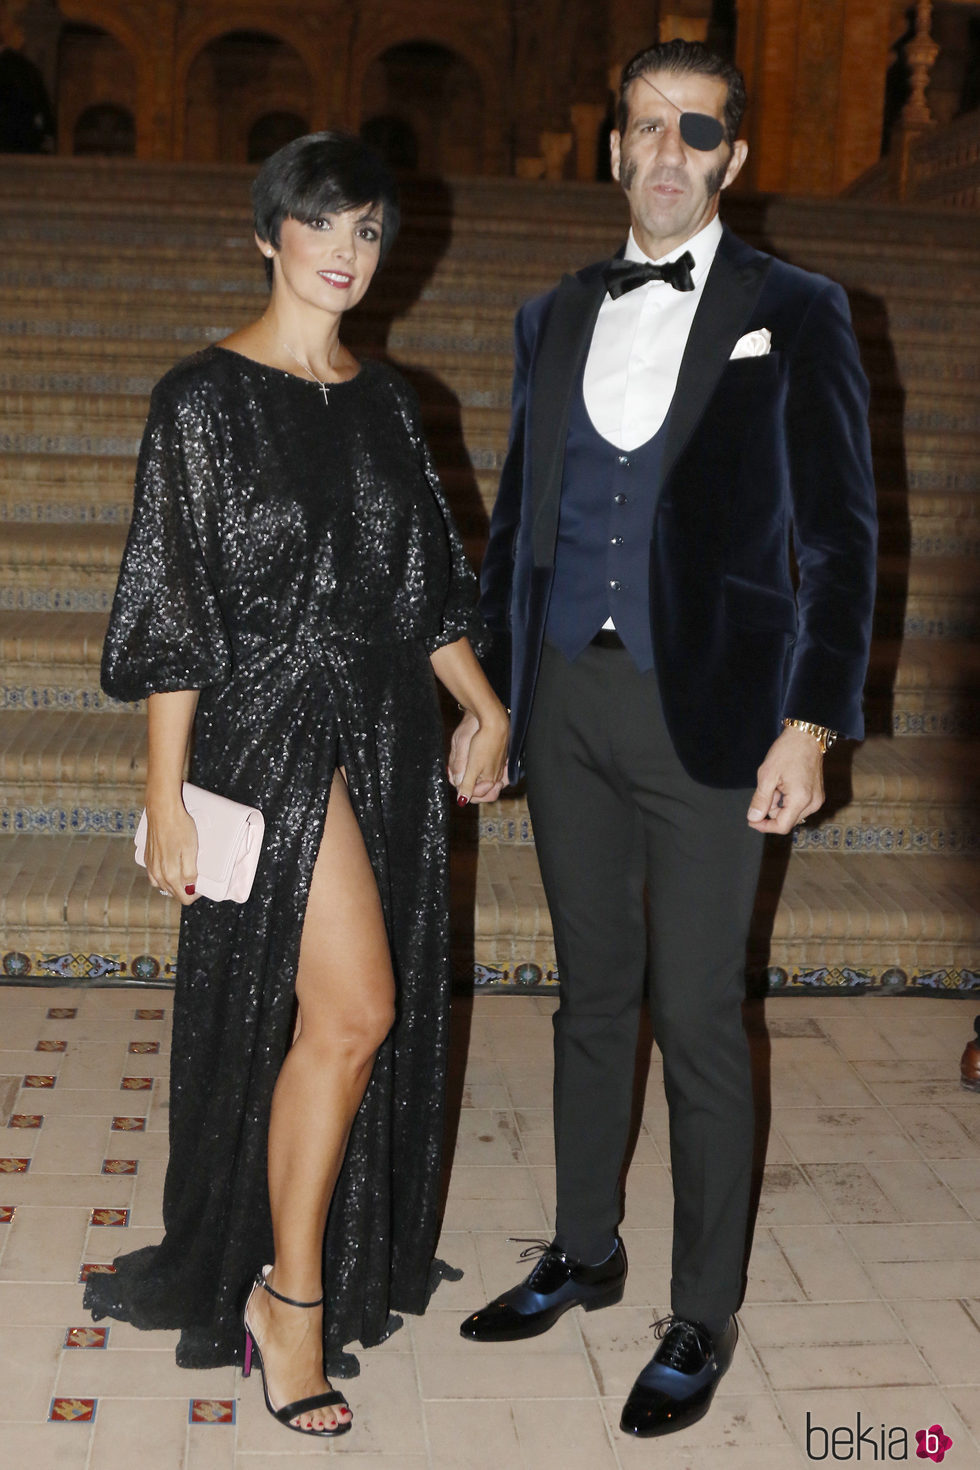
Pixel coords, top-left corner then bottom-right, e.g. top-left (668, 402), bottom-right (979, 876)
top-left (479, 226), bottom-right (878, 788)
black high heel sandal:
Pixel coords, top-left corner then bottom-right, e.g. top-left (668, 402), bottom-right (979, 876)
top-left (243, 1266), bottom-right (352, 1436)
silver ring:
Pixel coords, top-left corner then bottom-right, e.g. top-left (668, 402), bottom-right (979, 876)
top-left (158, 888), bottom-right (169, 896)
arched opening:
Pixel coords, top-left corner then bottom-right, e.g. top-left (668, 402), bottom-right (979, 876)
top-left (361, 41), bottom-right (484, 175)
top-left (184, 30), bottom-right (312, 164)
top-left (73, 101), bottom-right (135, 156)
top-left (360, 113), bottom-right (419, 172)
top-left (247, 110), bottom-right (309, 162)
top-left (57, 22), bottom-right (136, 156)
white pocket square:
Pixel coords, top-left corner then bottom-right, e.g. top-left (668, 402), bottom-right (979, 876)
top-left (729, 328), bottom-right (772, 359)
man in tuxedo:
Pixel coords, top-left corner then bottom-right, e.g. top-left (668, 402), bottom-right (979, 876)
top-left (455, 39), bottom-right (877, 1437)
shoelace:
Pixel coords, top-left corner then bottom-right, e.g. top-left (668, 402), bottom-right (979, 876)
top-left (650, 1315), bottom-right (713, 1371)
top-left (508, 1236), bottom-right (567, 1264)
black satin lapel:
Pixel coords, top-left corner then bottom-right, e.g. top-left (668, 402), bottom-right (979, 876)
top-left (530, 274), bottom-right (605, 566)
top-left (661, 246), bottom-right (773, 486)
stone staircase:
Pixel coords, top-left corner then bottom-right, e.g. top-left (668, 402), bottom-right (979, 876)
top-left (0, 157), bottom-right (977, 994)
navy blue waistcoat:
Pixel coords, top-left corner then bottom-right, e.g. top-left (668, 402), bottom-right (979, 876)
top-left (545, 370), bottom-right (667, 671)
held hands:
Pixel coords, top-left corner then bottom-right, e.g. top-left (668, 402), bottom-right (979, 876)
top-left (746, 724), bottom-right (826, 835)
top-left (448, 707), bottom-right (510, 806)
top-left (144, 795), bottom-right (200, 905)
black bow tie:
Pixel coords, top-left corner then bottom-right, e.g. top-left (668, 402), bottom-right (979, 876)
top-left (603, 252), bottom-right (696, 298)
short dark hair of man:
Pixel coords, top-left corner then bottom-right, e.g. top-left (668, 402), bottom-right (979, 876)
top-left (252, 130), bottom-right (401, 286)
top-left (616, 40), bottom-right (747, 147)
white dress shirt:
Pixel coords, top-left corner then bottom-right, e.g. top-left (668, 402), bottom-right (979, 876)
top-left (583, 215), bottom-right (722, 452)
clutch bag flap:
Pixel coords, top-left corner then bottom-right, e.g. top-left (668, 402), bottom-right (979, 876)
top-left (134, 782), bottom-right (265, 903)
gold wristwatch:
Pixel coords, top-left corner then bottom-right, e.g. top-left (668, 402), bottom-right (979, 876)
top-left (782, 718), bottom-right (838, 754)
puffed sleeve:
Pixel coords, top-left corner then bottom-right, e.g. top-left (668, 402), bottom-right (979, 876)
top-left (417, 433), bottom-right (488, 657)
top-left (384, 370), bottom-right (488, 657)
top-left (101, 374), bottom-right (233, 702)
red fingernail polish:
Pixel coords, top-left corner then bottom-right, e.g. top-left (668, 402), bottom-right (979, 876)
top-left (185, 885), bottom-right (195, 895)
top-left (457, 794), bottom-right (469, 807)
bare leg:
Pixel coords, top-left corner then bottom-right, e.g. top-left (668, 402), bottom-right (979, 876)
top-left (246, 769), bottom-right (394, 1431)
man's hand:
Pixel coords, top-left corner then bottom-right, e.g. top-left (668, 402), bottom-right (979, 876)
top-left (746, 725), bottom-right (826, 834)
top-left (448, 708), bottom-right (509, 804)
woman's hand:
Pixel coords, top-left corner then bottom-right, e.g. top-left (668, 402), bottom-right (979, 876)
top-left (449, 708), bottom-right (509, 805)
top-left (144, 689), bottom-right (201, 905)
top-left (144, 796), bottom-right (200, 905)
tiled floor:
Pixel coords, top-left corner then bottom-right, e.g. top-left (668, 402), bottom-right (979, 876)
top-left (1, 984), bottom-right (979, 1469)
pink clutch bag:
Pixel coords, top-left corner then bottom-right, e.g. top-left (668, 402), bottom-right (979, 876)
top-left (134, 782), bottom-right (265, 903)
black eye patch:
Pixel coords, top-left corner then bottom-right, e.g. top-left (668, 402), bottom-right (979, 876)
top-left (679, 112), bottom-right (725, 151)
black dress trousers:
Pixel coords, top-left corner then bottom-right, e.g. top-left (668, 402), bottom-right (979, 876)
top-left (524, 640), bottom-right (764, 1328)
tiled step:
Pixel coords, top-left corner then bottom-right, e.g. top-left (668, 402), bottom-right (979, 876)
top-left (6, 293), bottom-right (980, 362)
top-left (2, 413), bottom-right (977, 500)
top-left (0, 154), bottom-right (972, 229)
top-left (0, 711), bottom-right (144, 833)
top-left (1, 609), bottom-right (976, 730)
top-left (0, 612), bottom-right (135, 714)
top-left (3, 336), bottom-right (978, 433)
top-left (4, 374), bottom-right (980, 430)
top-left (0, 830), bottom-right (177, 962)
top-left (470, 841), bottom-right (979, 973)
top-left (475, 737), bottom-right (979, 856)
top-left (1, 528), bottom-right (971, 641)
top-left (4, 825), bottom-right (970, 979)
top-left (0, 347), bottom-right (518, 396)
top-left (0, 453), bottom-right (502, 531)
top-left (2, 714), bottom-right (975, 852)
top-left (4, 167), bottom-right (980, 272)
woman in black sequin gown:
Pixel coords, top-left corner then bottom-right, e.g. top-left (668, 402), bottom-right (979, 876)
top-left (84, 133), bottom-right (508, 1436)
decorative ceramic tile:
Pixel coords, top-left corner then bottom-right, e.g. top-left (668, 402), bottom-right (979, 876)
top-left (134, 1008), bottom-right (165, 1020)
top-left (78, 1262), bottom-right (116, 1283)
top-left (1, 803), bottom-right (132, 832)
top-left (8, 1114), bottom-right (43, 1128)
top-left (39, 953), bottom-right (126, 981)
top-left (1, 949), bottom-right (178, 983)
top-left (102, 1159), bottom-right (138, 1175)
top-left (22, 1075), bottom-right (56, 1088)
top-left (128, 1042), bottom-right (160, 1055)
top-left (0, 1158), bottom-right (30, 1173)
top-left (120, 1077), bottom-right (153, 1091)
top-left (189, 1399), bottom-right (235, 1425)
top-left (0, 1205), bottom-right (15, 1222)
top-left (89, 1208), bottom-right (129, 1227)
top-left (65, 1326), bottom-right (108, 1349)
top-left (464, 962), bottom-right (980, 996)
top-left (35, 1039), bottom-right (67, 1052)
top-left (46, 1007), bottom-right (77, 1019)
top-left (49, 1397), bottom-right (96, 1422)
top-left (110, 1117), bottom-right (146, 1132)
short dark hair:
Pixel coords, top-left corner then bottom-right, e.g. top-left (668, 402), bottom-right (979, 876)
top-left (251, 130), bottom-right (400, 285)
top-left (616, 40), bottom-right (746, 147)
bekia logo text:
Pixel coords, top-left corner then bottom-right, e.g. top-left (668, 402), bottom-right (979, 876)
top-left (806, 1412), bottom-right (953, 1462)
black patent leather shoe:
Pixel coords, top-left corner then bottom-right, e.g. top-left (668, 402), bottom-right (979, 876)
top-left (620, 1315), bottom-right (737, 1438)
top-left (459, 1237), bottom-right (626, 1342)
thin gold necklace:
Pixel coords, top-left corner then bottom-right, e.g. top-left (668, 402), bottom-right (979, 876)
top-left (282, 342), bottom-right (330, 406)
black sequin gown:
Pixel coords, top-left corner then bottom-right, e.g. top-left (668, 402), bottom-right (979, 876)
top-left (84, 346), bottom-right (482, 1373)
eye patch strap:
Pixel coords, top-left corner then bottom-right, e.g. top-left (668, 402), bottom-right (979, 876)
top-left (634, 73), bottom-right (726, 152)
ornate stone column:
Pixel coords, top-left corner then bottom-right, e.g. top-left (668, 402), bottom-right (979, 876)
top-left (570, 101), bottom-right (607, 179)
top-left (608, 0), bottom-right (660, 71)
top-left (889, 0), bottom-right (939, 197)
top-left (136, 1), bottom-right (176, 159)
top-left (540, 129), bottom-right (573, 179)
